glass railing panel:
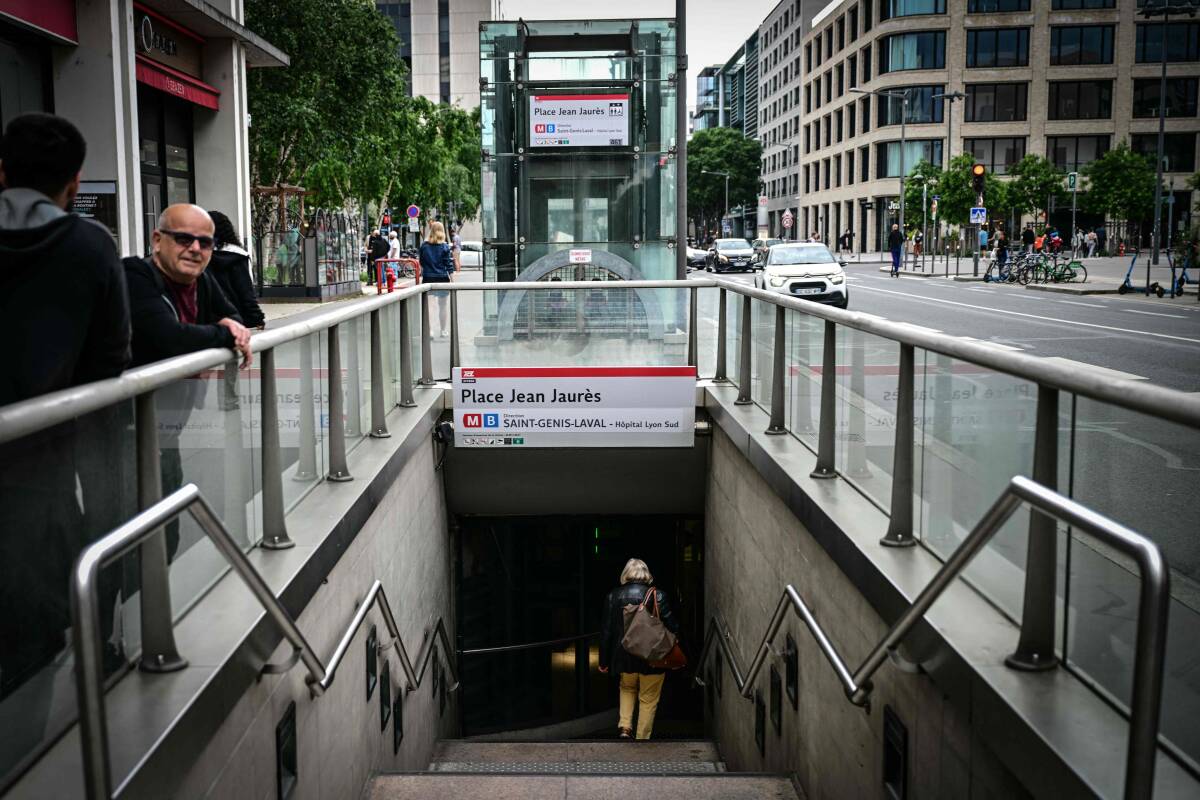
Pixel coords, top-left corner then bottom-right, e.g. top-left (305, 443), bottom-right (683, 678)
top-left (750, 298), bottom-right (774, 411)
top-left (694, 286), bottom-right (717, 380)
top-left (379, 303), bottom-right (399, 411)
top-left (836, 329), bottom-right (901, 510)
top-left (727, 290), bottom-right (745, 394)
top-left (914, 353), bottom-right (1044, 620)
top-left (1066, 398), bottom-right (1200, 767)
top-left (456, 286), bottom-right (689, 371)
top-left (270, 333), bottom-right (327, 512)
top-left (0, 401), bottom-right (136, 790)
top-left (786, 310), bottom-right (824, 450)
top-left (337, 317), bottom-right (370, 454)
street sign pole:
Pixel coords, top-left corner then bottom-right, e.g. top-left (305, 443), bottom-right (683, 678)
top-left (1069, 172), bottom-right (1078, 257)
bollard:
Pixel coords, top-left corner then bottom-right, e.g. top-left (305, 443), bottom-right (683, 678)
top-left (260, 348), bottom-right (295, 549)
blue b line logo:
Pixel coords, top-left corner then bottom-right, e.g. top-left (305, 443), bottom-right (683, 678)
top-left (483, 413), bottom-right (500, 428)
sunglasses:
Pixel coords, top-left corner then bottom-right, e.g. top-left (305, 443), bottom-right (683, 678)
top-left (158, 228), bottom-right (215, 250)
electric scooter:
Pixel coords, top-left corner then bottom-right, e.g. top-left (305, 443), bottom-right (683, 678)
top-left (1117, 251), bottom-right (1167, 297)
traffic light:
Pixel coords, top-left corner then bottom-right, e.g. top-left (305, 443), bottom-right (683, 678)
top-left (971, 163), bottom-right (986, 195)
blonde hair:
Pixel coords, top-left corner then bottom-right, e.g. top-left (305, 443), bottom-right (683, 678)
top-left (426, 220), bottom-right (446, 244)
top-left (620, 558), bottom-right (653, 585)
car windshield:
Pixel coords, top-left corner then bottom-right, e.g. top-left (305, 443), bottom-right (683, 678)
top-left (715, 240), bottom-right (749, 251)
top-left (768, 245), bottom-right (836, 265)
top-left (766, 239), bottom-right (782, 246)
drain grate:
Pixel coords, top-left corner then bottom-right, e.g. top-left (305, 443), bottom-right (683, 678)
top-left (432, 760), bottom-right (720, 774)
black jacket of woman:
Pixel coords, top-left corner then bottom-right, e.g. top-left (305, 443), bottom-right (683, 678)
top-left (207, 245), bottom-right (265, 328)
top-left (600, 582), bottom-right (680, 676)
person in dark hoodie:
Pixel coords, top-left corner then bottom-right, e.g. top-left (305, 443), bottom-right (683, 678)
top-left (0, 113), bottom-right (131, 703)
top-left (207, 209), bottom-right (265, 330)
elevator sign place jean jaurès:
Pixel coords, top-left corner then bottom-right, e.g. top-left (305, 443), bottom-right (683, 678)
top-left (529, 94), bottom-right (630, 148)
top-left (452, 366), bottom-right (696, 448)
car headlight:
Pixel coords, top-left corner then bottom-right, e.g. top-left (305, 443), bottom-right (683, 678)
top-left (830, 274), bottom-right (844, 284)
top-left (769, 276), bottom-right (786, 287)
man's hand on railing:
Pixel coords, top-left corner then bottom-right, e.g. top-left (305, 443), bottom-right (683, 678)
top-left (218, 317), bottom-right (253, 368)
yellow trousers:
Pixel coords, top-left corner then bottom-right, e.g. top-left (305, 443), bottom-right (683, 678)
top-left (618, 672), bottom-right (665, 740)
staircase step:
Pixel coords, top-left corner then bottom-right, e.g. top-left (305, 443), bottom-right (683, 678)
top-left (368, 773), bottom-right (800, 800)
top-left (431, 740), bottom-right (722, 772)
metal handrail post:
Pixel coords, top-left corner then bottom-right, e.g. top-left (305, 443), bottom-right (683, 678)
top-left (766, 305), bottom-right (787, 434)
top-left (449, 289), bottom-right (460, 371)
top-left (369, 309), bottom-right (390, 438)
top-left (294, 335), bottom-right (318, 481)
top-left (1006, 385), bottom-right (1061, 671)
top-left (687, 285), bottom-right (698, 368)
top-left (344, 317), bottom-right (362, 437)
top-left (419, 292), bottom-right (434, 385)
top-left (714, 287), bottom-right (729, 382)
top-left (1125, 532), bottom-right (1170, 800)
top-left (398, 297), bottom-right (416, 407)
top-left (881, 343), bottom-right (916, 547)
top-left (735, 294), bottom-right (753, 404)
top-left (259, 348), bottom-right (294, 549)
top-left (326, 325), bottom-right (352, 482)
top-left (134, 392), bottom-right (187, 673)
top-left (811, 320), bottom-right (837, 477)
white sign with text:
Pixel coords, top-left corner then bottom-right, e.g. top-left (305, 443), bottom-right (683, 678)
top-left (453, 366), bottom-right (696, 448)
top-left (529, 94), bottom-right (630, 148)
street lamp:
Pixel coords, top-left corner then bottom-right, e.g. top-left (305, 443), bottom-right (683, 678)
top-left (702, 169), bottom-right (731, 237)
top-left (1139, 0), bottom-right (1199, 271)
top-left (931, 90), bottom-right (965, 274)
top-left (852, 87), bottom-right (911, 265)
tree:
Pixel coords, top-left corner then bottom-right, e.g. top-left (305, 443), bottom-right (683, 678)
top-left (1007, 154), bottom-right (1065, 227)
top-left (902, 160), bottom-right (943, 232)
top-left (928, 154), bottom-right (1007, 228)
top-left (1082, 141), bottom-right (1157, 244)
top-left (686, 127), bottom-right (762, 238)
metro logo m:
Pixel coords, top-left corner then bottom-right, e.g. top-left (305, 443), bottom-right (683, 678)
top-left (463, 414), bottom-right (482, 428)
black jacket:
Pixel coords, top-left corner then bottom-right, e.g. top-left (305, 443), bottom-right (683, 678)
top-left (600, 582), bottom-right (680, 676)
top-left (1022, 229), bottom-right (1035, 245)
top-left (0, 210), bottom-right (129, 406)
top-left (208, 246), bottom-right (265, 328)
top-left (123, 256), bottom-right (241, 367)
top-left (887, 229), bottom-right (904, 250)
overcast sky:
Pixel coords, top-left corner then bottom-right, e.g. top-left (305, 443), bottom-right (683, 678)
top-left (494, 0), bottom-right (781, 112)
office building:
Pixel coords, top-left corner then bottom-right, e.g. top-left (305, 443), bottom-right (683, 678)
top-left (692, 64), bottom-right (721, 132)
top-left (376, 0), bottom-right (490, 108)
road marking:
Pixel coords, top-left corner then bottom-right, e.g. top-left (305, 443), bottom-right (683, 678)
top-left (1038, 356), bottom-right (1146, 382)
top-left (1057, 300), bottom-right (1107, 308)
top-left (851, 284), bottom-right (1200, 345)
top-left (1125, 309), bottom-right (1186, 319)
top-left (958, 337), bottom-right (1023, 352)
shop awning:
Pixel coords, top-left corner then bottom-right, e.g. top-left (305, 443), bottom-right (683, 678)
top-left (135, 55), bottom-right (220, 110)
top-left (131, 0), bottom-right (288, 68)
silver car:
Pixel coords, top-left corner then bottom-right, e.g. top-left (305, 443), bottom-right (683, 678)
top-left (755, 243), bottom-right (848, 308)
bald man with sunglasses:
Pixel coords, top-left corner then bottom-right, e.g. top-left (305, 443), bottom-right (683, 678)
top-left (124, 204), bottom-right (252, 368)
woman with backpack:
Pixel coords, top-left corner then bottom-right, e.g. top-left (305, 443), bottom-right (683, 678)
top-left (598, 558), bottom-right (681, 740)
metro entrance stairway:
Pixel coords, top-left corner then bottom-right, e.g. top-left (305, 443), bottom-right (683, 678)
top-left (366, 740), bottom-right (802, 799)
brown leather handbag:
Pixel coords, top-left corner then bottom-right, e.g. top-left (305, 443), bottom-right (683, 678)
top-left (621, 587), bottom-right (676, 661)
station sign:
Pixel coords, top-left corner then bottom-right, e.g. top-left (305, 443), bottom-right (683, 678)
top-left (453, 366), bottom-right (696, 448)
top-left (529, 93), bottom-right (629, 148)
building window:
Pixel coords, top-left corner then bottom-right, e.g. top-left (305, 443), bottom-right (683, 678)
top-left (1136, 23), bottom-right (1200, 64)
top-left (1051, 25), bottom-right (1115, 66)
top-left (967, 0), bottom-right (1029, 10)
top-left (966, 28), bottom-right (1029, 68)
top-left (806, 43), bottom-right (812, 71)
top-left (824, 114), bottom-right (832, 146)
top-left (1047, 135), bottom-right (1110, 171)
top-left (1132, 77), bottom-right (1199, 118)
top-left (880, 0), bottom-right (945, 20)
top-left (850, 6), bottom-right (859, 41)
top-left (849, 55), bottom-right (857, 88)
top-left (859, 145), bottom-right (870, 181)
top-left (848, 102), bottom-right (857, 138)
top-left (1048, 81), bottom-right (1112, 120)
top-left (824, 158), bottom-right (831, 189)
top-left (838, 17), bottom-right (845, 50)
top-left (438, 0), bottom-right (450, 103)
top-left (862, 46), bottom-right (872, 82)
top-left (1131, 133), bottom-right (1197, 173)
top-left (880, 31), bottom-right (946, 73)
top-left (965, 137), bottom-right (1026, 174)
top-left (861, 97), bottom-right (871, 133)
top-left (864, 0), bottom-right (873, 32)
top-left (877, 85), bottom-right (945, 126)
top-left (965, 83), bottom-right (1028, 122)
top-left (835, 154), bottom-right (842, 187)
top-left (1052, 0), bottom-right (1114, 8)
top-left (875, 139), bottom-right (943, 178)
top-left (836, 109), bottom-right (844, 141)
top-left (847, 150), bottom-right (856, 184)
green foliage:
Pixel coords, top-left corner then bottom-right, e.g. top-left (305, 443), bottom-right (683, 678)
top-left (901, 161), bottom-right (943, 231)
top-left (245, 0), bottom-right (480, 222)
top-left (909, 155), bottom-right (1007, 228)
top-left (1081, 141), bottom-right (1157, 224)
top-left (687, 127), bottom-right (763, 233)
top-left (1007, 154), bottom-right (1064, 223)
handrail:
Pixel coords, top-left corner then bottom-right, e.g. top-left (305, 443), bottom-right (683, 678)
top-left (70, 484), bottom-right (459, 800)
top-left (460, 631), bottom-right (600, 656)
top-left (693, 476), bottom-right (1169, 800)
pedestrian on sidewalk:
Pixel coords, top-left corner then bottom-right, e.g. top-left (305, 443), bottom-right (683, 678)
top-left (419, 220), bottom-right (457, 338)
top-left (0, 112), bottom-right (131, 702)
top-left (1022, 224), bottom-right (1035, 253)
top-left (598, 558), bottom-right (681, 740)
top-left (451, 225), bottom-right (463, 272)
top-left (839, 229), bottom-right (852, 253)
top-left (1086, 229), bottom-right (1097, 258)
top-left (207, 210), bottom-right (264, 330)
top-left (368, 229), bottom-right (389, 286)
top-left (888, 223), bottom-right (903, 276)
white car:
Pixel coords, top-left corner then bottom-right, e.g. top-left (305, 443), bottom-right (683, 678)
top-left (458, 240), bottom-right (483, 268)
top-left (755, 242), bottom-right (848, 308)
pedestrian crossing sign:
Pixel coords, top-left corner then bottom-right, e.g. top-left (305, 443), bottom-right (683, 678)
top-left (970, 207), bottom-right (987, 225)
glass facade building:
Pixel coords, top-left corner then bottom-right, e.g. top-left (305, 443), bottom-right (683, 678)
top-left (479, 19), bottom-right (679, 285)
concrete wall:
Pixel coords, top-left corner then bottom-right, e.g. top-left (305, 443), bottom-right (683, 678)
top-left (170, 437), bottom-right (454, 800)
top-left (704, 424), bottom-right (1030, 800)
